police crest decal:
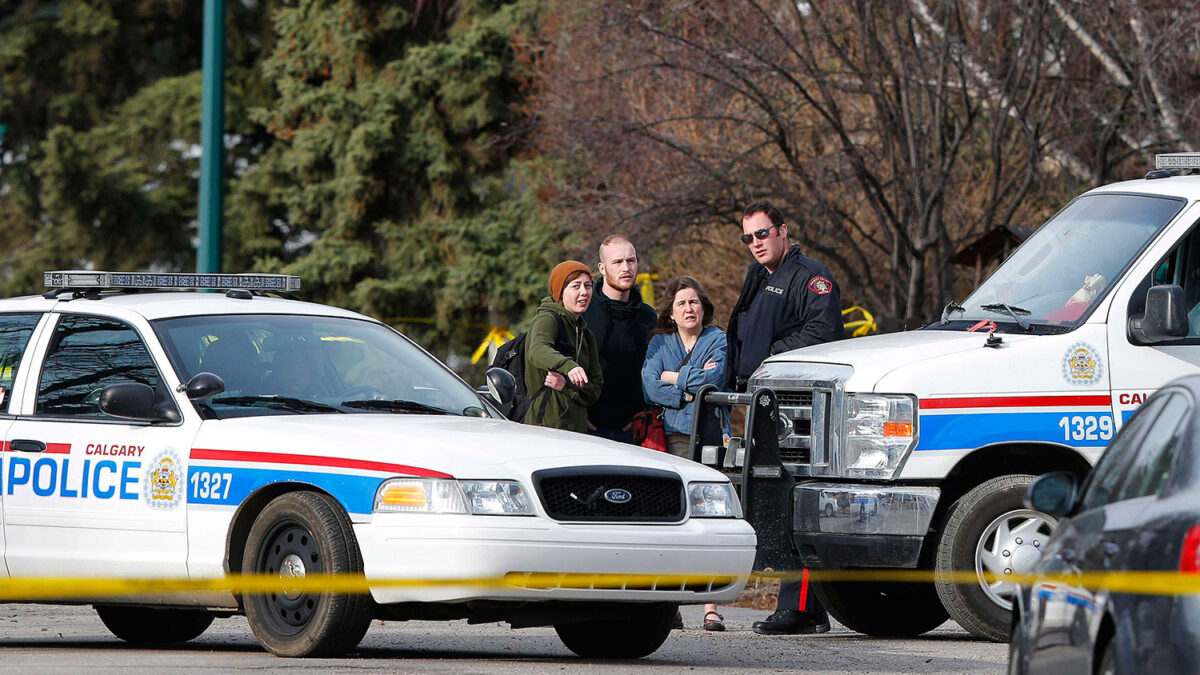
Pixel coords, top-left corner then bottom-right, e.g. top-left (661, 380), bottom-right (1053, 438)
top-left (1062, 343), bottom-right (1103, 386)
top-left (143, 449), bottom-right (183, 509)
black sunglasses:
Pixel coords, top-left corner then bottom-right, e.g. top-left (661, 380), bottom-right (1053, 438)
top-left (740, 225), bottom-right (780, 245)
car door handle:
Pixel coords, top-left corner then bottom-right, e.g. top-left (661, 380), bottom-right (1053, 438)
top-left (9, 439), bottom-right (46, 453)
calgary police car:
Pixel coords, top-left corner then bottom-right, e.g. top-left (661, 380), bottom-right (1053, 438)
top-left (0, 271), bottom-right (754, 658)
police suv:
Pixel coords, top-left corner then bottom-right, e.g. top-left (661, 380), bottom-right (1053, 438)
top-left (0, 272), bottom-right (754, 658)
top-left (691, 153), bottom-right (1200, 643)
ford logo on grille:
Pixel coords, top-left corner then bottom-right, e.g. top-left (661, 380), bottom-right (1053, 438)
top-left (604, 488), bottom-right (632, 504)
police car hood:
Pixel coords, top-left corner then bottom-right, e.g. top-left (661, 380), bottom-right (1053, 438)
top-left (758, 328), bottom-right (1037, 391)
top-left (191, 414), bottom-right (724, 481)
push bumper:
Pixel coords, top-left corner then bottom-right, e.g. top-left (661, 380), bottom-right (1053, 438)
top-left (355, 515), bottom-right (757, 605)
top-left (792, 483), bottom-right (940, 569)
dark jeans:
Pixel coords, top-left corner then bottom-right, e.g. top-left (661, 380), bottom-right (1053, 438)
top-left (588, 427), bottom-right (636, 445)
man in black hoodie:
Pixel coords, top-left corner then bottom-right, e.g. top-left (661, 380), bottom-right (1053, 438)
top-left (583, 234), bottom-right (658, 444)
top-left (727, 201), bottom-right (844, 636)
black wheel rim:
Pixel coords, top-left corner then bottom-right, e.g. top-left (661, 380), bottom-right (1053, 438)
top-left (254, 519), bottom-right (323, 636)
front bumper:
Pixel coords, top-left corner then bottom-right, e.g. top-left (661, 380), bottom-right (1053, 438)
top-left (355, 514), bottom-right (757, 605)
top-left (792, 482), bottom-right (940, 568)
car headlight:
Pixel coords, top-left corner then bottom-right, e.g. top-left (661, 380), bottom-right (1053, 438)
top-left (688, 482), bottom-right (743, 518)
top-left (374, 478), bottom-right (535, 515)
top-left (374, 478), bottom-right (468, 514)
top-left (458, 480), bottom-right (535, 516)
top-left (843, 394), bottom-right (917, 479)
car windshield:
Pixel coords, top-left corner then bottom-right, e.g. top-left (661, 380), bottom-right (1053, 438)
top-left (153, 314), bottom-right (489, 419)
top-left (936, 193), bottom-right (1183, 333)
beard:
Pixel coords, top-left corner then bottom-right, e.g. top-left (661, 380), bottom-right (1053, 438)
top-left (606, 273), bottom-right (637, 292)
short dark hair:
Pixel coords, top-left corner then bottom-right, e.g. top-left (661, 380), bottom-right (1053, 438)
top-left (742, 201), bottom-right (785, 227)
top-left (653, 276), bottom-right (716, 335)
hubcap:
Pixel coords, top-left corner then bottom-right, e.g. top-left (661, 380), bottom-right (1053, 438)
top-left (256, 522), bottom-right (323, 632)
top-left (280, 553), bottom-right (306, 600)
top-left (975, 509), bottom-right (1056, 610)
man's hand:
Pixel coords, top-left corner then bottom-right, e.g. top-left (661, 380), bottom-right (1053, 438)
top-left (660, 370), bottom-right (679, 385)
top-left (545, 371), bottom-right (566, 390)
top-left (703, 359), bottom-right (718, 370)
top-left (566, 366), bottom-right (589, 387)
top-left (587, 420), bottom-right (597, 431)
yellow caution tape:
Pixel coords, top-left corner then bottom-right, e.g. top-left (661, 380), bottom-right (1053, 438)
top-left (2, 569), bottom-right (1199, 600)
top-left (842, 305), bottom-right (876, 337)
top-left (470, 327), bottom-right (516, 364)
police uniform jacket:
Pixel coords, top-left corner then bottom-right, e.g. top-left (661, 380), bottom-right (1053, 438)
top-left (726, 244), bottom-right (844, 391)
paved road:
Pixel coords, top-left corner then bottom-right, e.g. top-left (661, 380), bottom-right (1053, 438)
top-left (0, 603), bottom-right (1007, 674)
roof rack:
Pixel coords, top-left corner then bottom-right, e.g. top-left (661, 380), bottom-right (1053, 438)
top-left (42, 271), bottom-right (301, 299)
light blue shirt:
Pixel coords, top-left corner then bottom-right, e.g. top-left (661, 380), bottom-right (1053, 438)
top-left (641, 326), bottom-right (728, 435)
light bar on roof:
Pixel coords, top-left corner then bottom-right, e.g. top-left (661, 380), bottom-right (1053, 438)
top-left (1155, 153), bottom-right (1200, 170)
top-left (43, 271), bottom-right (301, 292)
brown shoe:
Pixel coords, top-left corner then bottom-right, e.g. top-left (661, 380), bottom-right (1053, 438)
top-left (703, 610), bottom-right (725, 632)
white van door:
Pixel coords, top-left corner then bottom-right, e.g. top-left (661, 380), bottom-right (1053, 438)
top-left (1107, 207), bottom-right (1200, 426)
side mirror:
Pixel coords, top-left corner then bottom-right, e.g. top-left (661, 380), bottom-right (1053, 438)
top-left (184, 372), bottom-right (225, 400)
top-left (1129, 284), bottom-right (1188, 344)
top-left (1025, 471), bottom-right (1078, 517)
top-left (99, 383), bottom-right (181, 423)
top-left (484, 367), bottom-right (516, 415)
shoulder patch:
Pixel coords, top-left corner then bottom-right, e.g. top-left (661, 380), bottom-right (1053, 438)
top-left (807, 276), bottom-right (833, 295)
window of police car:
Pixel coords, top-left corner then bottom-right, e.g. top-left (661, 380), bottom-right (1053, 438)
top-left (36, 314), bottom-right (172, 419)
top-left (0, 314), bottom-right (42, 414)
top-left (1078, 393), bottom-right (1168, 512)
top-left (1112, 392), bottom-right (1190, 502)
top-left (154, 314), bottom-right (486, 418)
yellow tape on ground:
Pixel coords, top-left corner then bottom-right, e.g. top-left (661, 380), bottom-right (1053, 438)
top-left (1, 569), bottom-right (1199, 601)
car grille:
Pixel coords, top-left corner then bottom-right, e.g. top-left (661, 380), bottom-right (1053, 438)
top-left (778, 391), bottom-right (814, 408)
top-left (532, 467), bottom-right (685, 522)
top-left (777, 387), bottom-right (825, 467)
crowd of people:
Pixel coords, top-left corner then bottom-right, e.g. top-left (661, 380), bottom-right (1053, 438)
top-left (512, 200), bottom-right (844, 635)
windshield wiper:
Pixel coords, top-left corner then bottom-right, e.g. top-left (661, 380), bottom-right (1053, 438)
top-left (340, 399), bottom-right (448, 415)
top-left (940, 300), bottom-right (965, 325)
top-left (979, 303), bottom-right (1032, 331)
top-left (212, 395), bottom-right (344, 414)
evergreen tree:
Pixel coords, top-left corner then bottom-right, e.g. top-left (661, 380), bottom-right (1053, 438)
top-left (229, 0), bottom-right (569, 359)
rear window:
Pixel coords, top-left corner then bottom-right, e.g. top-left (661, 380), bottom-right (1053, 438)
top-left (0, 314), bottom-right (43, 413)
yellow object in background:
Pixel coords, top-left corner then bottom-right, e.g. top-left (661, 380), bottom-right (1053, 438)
top-left (636, 272), bottom-right (659, 306)
top-left (471, 326), bottom-right (515, 364)
top-left (842, 305), bottom-right (876, 337)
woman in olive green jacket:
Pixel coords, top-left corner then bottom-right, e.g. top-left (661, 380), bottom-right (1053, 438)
top-left (523, 261), bottom-right (604, 432)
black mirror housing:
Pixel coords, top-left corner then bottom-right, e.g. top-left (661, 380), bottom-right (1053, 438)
top-left (485, 367), bottom-right (516, 415)
top-left (1129, 284), bottom-right (1188, 344)
top-left (1025, 471), bottom-right (1078, 517)
top-left (185, 372), bottom-right (225, 400)
top-left (99, 383), bottom-right (180, 423)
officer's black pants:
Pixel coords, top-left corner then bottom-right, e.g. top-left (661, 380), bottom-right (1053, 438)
top-left (777, 570), bottom-right (828, 621)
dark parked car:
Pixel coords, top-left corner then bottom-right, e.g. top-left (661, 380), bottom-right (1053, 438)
top-left (1009, 376), bottom-right (1200, 674)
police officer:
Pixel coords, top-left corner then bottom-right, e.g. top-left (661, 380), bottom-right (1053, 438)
top-left (726, 200), bottom-right (843, 635)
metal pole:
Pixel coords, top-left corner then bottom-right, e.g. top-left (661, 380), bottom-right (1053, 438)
top-left (197, 0), bottom-right (225, 274)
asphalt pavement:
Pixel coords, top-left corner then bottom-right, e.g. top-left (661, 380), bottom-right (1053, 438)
top-left (0, 603), bottom-right (1007, 674)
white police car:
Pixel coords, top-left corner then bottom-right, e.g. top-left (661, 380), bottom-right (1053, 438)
top-left (0, 271), bottom-right (755, 657)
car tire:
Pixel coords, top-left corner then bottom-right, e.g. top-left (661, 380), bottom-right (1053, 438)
top-left (95, 606), bottom-right (214, 644)
top-left (814, 579), bottom-right (948, 637)
top-left (935, 474), bottom-right (1056, 643)
top-left (554, 603), bottom-right (677, 658)
top-left (242, 491), bottom-right (372, 657)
